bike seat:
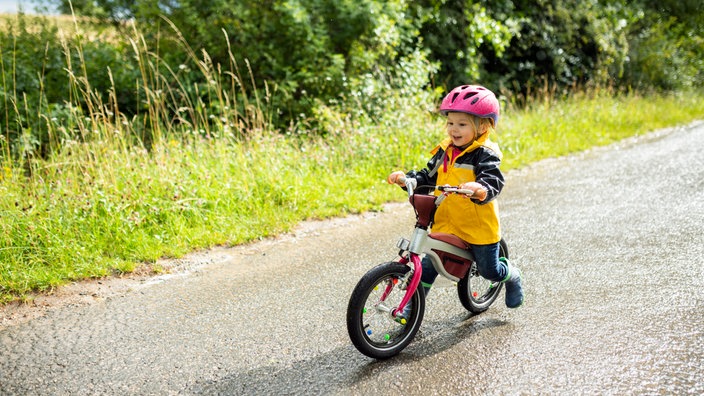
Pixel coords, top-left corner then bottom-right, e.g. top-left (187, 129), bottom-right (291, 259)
top-left (429, 232), bottom-right (470, 250)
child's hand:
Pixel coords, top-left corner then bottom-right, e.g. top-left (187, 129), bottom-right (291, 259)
top-left (458, 182), bottom-right (488, 201)
top-left (387, 171), bottom-right (406, 186)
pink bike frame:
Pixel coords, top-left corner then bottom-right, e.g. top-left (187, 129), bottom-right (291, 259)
top-left (385, 176), bottom-right (474, 318)
top-left (390, 254), bottom-right (423, 318)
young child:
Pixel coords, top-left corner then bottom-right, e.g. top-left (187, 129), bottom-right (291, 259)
top-left (387, 84), bottom-right (524, 309)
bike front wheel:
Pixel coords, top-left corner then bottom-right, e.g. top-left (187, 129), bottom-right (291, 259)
top-left (457, 239), bottom-right (509, 313)
top-left (346, 261), bottom-right (425, 359)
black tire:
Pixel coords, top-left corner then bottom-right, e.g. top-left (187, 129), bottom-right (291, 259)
top-left (346, 262), bottom-right (425, 359)
top-left (457, 239), bottom-right (509, 313)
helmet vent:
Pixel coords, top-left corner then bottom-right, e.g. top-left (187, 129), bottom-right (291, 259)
top-left (471, 97), bottom-right (479, 104)
top-left (463, 92), bottom-right (477, 101)
top-left (451, 92), bottom-right (460, 103)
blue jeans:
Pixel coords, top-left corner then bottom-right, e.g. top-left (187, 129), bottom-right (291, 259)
top-left (421, 241), bottom-right (507, 292)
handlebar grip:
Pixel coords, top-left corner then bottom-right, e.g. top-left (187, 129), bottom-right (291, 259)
top-left (455, 188), bottom-right (474, 196)
top-left (436, 185), bottom-right (474, 196)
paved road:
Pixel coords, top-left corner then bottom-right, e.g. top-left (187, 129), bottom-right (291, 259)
top-left (1, 122), bottom-right (703, 395)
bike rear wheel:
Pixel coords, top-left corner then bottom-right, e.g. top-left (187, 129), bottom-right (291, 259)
top-left (346, 261), bottom-right (425, 359)
top-left (457, 239), bottom-right (509, 313)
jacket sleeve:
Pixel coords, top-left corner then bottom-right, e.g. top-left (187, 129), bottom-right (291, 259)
top-left (405, 149), bottom-right (444, 195)
top-left (472, 147), bottom-right (504, 205)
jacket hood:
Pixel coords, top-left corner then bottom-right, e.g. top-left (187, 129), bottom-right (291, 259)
top-left (432, 132), bottom-right (503, 160)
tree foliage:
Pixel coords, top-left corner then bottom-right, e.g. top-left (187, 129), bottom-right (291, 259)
top-left (411, 0), bottom-right (701, 95)
top-left (623, 0), bottom-right (703, 90)
top-left (0, 0), bottom-right (699, 160)
top-left (50, 0), bottom-right (700, 95)
top-left (0, 15), bottom-right (141, 159)
top-left (53, 0), bottom-right (423, 125)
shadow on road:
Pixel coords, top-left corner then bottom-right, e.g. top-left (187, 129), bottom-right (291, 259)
top-left (190, 314), bottom-right (508, 394)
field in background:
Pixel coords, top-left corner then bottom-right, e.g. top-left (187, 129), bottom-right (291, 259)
top-left (2, 88), bottom-right (701, 304)
top-left (0, 12), bottom-right (702, 304)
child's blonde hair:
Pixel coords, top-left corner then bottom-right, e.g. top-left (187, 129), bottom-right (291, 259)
top-left (468, 114), bottom-right (495, 136)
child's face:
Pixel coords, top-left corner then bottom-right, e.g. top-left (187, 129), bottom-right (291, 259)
top-left (446, 112), bottom-right (478, 147)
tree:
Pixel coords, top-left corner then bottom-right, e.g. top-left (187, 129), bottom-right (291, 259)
top-left (623, 0), bottom-right (703, 90)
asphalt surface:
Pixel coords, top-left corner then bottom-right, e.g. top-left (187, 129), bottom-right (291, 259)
top-left (1, 121), bottom-right (703, 395)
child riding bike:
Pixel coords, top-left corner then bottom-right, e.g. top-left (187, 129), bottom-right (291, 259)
top-left (387, 84), bottom-right (524, 310)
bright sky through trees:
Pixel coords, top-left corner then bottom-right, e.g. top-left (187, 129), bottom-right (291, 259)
top-left (0, 0), bottom-right (51, 14)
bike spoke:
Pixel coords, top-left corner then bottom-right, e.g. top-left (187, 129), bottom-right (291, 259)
top-left (361, 276), bottom-right (409, 345)
top-left (347, 262), bottom-right (425, 358)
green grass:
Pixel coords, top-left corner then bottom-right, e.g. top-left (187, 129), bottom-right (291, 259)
top-left (1, 89), bottom-right (702, 303)
top-left (0, 14), bottom-right (702, 303)
top-left (0, 103), bottom-right (435, 302)
top-left (498, 90), bottom-right (704, 169)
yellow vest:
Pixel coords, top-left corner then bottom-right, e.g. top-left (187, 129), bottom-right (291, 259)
top-left (430, 133), bottom-right (502, 245)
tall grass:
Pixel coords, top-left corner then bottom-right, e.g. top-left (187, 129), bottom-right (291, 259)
top-left (498, 88), bottom-right (704, 169)
top-left (1, 16), bottom-right (703, 303)
top-left (0, 16), bottom-right (437, 303)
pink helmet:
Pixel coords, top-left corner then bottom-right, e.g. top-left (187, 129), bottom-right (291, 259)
top-left (439, 85), bottom-right (500, 126)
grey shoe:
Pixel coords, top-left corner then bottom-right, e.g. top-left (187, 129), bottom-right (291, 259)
top-left (502, 260), bottom-right (524, 308)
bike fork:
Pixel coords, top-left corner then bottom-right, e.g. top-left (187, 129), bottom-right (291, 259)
top-left (390, 254), bottom-right (423, 318)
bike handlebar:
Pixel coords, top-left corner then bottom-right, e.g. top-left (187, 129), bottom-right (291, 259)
top-left (398, 176), bottom-right (474, 197)
top-left (436, 185), bottom-right (475, 196)
top-left (398, 175), bottom-right (417, 195)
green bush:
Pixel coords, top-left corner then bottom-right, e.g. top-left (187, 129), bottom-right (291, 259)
top-left (625, 15), bottom-right (704, 90)
top-left (0, 14), bottom-right (142, 159)
top-left (2, 0), bottom-right (702, 163)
